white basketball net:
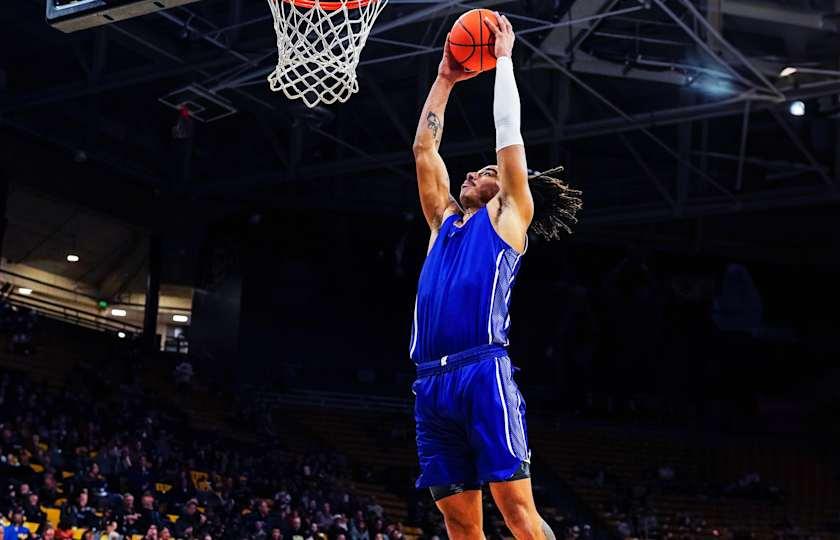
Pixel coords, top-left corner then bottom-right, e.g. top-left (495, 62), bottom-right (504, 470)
top-left (267, 0), bottom-right (388, 108)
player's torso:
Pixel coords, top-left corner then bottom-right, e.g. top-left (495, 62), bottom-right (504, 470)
top-left (409, 207), bottom-right (525, 363)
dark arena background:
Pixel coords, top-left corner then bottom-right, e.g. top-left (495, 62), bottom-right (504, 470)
top-left (1, 0), bottom-right (840, 539)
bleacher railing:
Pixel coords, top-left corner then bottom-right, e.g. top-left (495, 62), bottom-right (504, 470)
top-left (1, 269), bottom-right (142, 334)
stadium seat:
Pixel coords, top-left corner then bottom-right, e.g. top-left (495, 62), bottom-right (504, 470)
top-left (42, 507), bottom-right (60, 527)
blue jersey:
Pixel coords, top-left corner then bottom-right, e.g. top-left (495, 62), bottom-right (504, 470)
top-left (409, 206), bottom-right (526, 364)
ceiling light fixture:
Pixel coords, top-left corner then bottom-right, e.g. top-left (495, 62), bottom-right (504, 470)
top-left (789, 101), bottom-right (805, 117)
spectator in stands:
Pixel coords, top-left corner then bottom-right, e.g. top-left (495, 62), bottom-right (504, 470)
top-left (248, 500), bottom-right (275, 536)
top-left (177, 499), bottom-right (205, 537)
top-left (615, 519), bottom-right (631, 539)
top-left (116, 494), bottom-right (140, 534)
top-left (54, 520), bottom-right (73, 540)
top-left (143, 524), bottom-right (158, 540)
top-left (307, 522), bottom-right (324, 540)
top-left (65, 491), bottom-right (97, 529)
top-left (79, 464), bottom-right (107, 499)
top-left (16, 484), bottom-right (33, 508)
top-left (3, 508), bottom-right (31, 540)
top-left (2, 370), bottom-right (408, 540)
top-left (315, 503), bottom-right (333, 530)
top-left (169, 471), bottom-right (194, 503)
top-left (40, 527), bottom-right (55, 540)
top-left (105, 521), bottom-right (122, 540)
top-left (129, 456), bottom-right (154, 495)
top-left (349, 518), bottom-right (369, 540)
top-left (284, 516), bottom-right (305, 540)
top-left (38, 475), bottom-right (59, 507)
top-left (136, 493), bottom-right (163, 534)
top-left (657, 464), bottom-right (675, 482)
top-left (174, 360), bottom-right (194, 392)
top-left (23, 493), bottom-right (45, 533)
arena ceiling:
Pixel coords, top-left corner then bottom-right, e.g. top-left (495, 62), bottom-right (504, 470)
top-left (2, 0), bottom-right (840, 264)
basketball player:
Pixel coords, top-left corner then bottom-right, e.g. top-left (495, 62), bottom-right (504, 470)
top-left (410, 12), bottom-right (581, 540)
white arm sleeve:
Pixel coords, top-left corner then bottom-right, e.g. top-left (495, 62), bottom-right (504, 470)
top-left (493, 55), bottom-right (524, 151)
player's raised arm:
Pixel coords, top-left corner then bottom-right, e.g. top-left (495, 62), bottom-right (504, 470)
top-left (413, 35), bottom-right (478, 231)
top-left (485, 13), bottom-right (533, 225)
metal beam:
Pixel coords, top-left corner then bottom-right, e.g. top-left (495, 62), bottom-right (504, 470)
top-left (769, 110), bottom-right (834, 187)
top-left (372, 0), bottom-right (510, 36)
top-left (539, 0), bottom-right (620, 59)
top-left (583, 186), bottom-right (838, 225)
top-left (0, 56), bottom-right (236, 114)
top-left (519, 36), bottom-right (737, 202)
top-left (310, 127), bottom-right (414, 182)
top-left (651, 0), bottom-right (761, 95)
top-left (362, 75), bottom-right (412, 145)
top-left (735, 101), bottom-right (750, 191)
top-left (227, 2), bottom-right (646, 88)
top-left (721, 0), bottom-right (838, 32)
top-left (692, 151), bottom-right (826, 174)
top-left (617, 133), bottom-right (677, 211)
top-left (0, 117), bottom-right (160, 185)
top-left (208, 79), bottom-right (840, 182)
top-left (156, 11), bottom-right (258, 66)
top-left (669, 0), bottom-right (785, 99)
top-left (676, 93), bottom-right (693, 209)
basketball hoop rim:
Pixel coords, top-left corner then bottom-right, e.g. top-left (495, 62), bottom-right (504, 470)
top-left (282, 0), bottom-right (376, 11)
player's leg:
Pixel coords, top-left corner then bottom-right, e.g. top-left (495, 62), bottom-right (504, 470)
top-left (432, 488), bottom-right (485, 540)
top-left (414, 372), bottom-right (484, 540)
top-left (467, 355), bottom-right (551, 540)
top-left (488, 477), bottom-right (554, 540)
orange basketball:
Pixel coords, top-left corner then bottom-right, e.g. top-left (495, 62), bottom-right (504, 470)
top-left (449, 9), bottom-right (497, 73)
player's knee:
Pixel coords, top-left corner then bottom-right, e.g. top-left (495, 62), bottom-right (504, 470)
top-left (502, 506), bottom-right (543, 540)
top-left (444, 513), bottom-right (482, 539)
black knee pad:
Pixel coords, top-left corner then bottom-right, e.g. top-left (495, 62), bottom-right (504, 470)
top-left (491, 460), bottom-right (531, 483)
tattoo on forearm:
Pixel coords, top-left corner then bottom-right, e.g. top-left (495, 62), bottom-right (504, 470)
top-left (426, 111), bottom-right (442, 142)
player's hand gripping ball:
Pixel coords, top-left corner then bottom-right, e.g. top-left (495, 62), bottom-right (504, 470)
top-left (449, 9), bottom-right (515, 73)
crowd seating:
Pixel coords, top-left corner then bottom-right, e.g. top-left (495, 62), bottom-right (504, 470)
top-left (531, 422), bottom-right (840, 540)
top-left (0, 322), bottom-right (416, 540)
top-left (4, 313), bottom-right (837, 540)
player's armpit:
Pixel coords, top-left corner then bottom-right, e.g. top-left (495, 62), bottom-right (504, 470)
top-left (497, 144), bottom-right (534, 226)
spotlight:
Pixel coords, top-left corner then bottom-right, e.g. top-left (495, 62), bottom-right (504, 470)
top-left (18, 287), bottom-right (32, 296)
top-left (779, 67), bottom-right (797, 78)
top-left (172, 314), bottom-right (189, 323)
top-left (67, 254), bottom-right (80, 263)
top-left (118, 332), bottom-right (126, 339)
top-left (111, 309), bottom-right (127, 317)
top-left (789, 101), bottom-right (805, 116)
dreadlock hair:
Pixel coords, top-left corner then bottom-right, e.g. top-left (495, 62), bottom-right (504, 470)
top-left (528, 165), bottom-right (583, 240)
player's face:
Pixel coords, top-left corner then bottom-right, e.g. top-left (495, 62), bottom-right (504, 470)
top-left (459, 165), bottom-right (500, 207)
